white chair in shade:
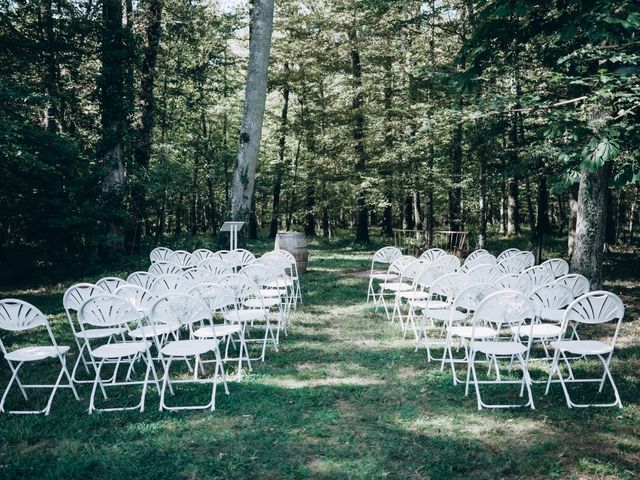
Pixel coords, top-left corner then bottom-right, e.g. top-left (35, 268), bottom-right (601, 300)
top-left (419, 248), bottom-right (447, 265)
top-left (552, 273), bottom-right (590, 298)
top-left (540, 258), bottom-right (570, 278)
top-left (465, 264), bottom-right (503, 286)
top-left (464, 249), bottom-right (490, 264)
top-left (496, 248), bottom-right (521, 262)
top-left (465, 290), bottom-right (537, 410)
top-left (149, 261), bottom-right (182, 276)
top-left (192, 248), bottom-right (216, 266)
top-left (545, 291), bottom-right (625, 408)
top-left (150, 247), bottom-right (173, 263)
top-left (366, 246), bottom-right (403, 303)
top-left (78, 294), bottom-right (160, 413)
top-left (167, 250), bottom-right (194, 270)
top-left (152, 294), bottom-right (229, 411)
top-left (0, 300), bottom-right (79, 415)
top-left (127, 271), bottom-right (157, 290)
top-left (460, 253), bottom-right (496, 273)
top-left (95, 277), bottom-right (128, 294)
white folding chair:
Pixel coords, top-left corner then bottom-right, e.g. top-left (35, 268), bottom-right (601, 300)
top-left (219, 275), bottom-right (277, 362)
top-left (150, 274), bottom-right (189, 296)
top-left (433, 254), bottom-right (461, 271)
top-left (366, 246), bottom-right (403, 303)
top-left (214, 250), bottom-right (243, 271)
top-left (96, 277), bottom-right (128, 294)
top-left (189, 283), bottom-right (250, 379)
top-left (465, 249), bottom-right (490, 263)
top-left (264, 250), bottom-right (301, 306)
top-left (153, 294), bottom-right (229, 411)
top-left (400, 265), bottom-right (448, 337)
top-left (465, 264), bottom-right (503, 285)
top-left (150, 247), bottom-right (173, 263)
top-left (545, 291), bottom-right (625, 408)
top-left (384, 259), bottom-right (427, 322)
top-left (78, 294), bottom-right (160, 413)
top-left (0, 300), bottom-right (79, 415)
top-left (198, 258), bottom-right (232, 278)
top-left (519, 266), bottom-right (554, 293)
top-left (167, 250), bottom-right (194, 270)
top-left (149, 261), bottom-right (182, 276)
top-left (465, 290), bottom-right (536, 410)
top-left (552, 273), bottom-right (590, 298)
top-left (414, 272), bottom-right (469, 360)
top-left (460, 253), bottom-right (496, 273)
top-left (441, 283), bottom-right (500, 385)
top-left (496, 248), bottom-right (521, 262)
top-left (63, 283), bottom-right (123, 384)
top-left (233, 248), bottom-right (257, 267)
top-left (182, 267), bottom-right (215, 288)
top-left (192, 248), bottom-right (215, 265)
top-left (419, 248), bottom-right (447, 265)
top-left (127, 271), bottom-right (157, 290)
top-left (114, 285), bottom-right (159, 318)
top-left (541, 258), bottom-right (570, 278)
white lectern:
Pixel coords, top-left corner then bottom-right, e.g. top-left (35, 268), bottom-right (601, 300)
top-left (220, 221), bottom-right (245, 250)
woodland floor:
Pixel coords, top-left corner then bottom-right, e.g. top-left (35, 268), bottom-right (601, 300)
top-left (0, 239), bottom-right (639, 479)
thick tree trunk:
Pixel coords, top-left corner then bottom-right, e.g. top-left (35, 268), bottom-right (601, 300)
top-left (100, 0), bottom-right (128, 252)
top-left (525, 176), bottom-right (536, 234)
top-left (449, 122), bottom-right (463, 232)
top-left (605, 187), bottom-right (616, 247)
top-left (270, 67), bottom-right (289, 238)
top-left (350, 29), bottom-right (369, 243)
top-left (322, 206), bottom-right (330, 238)
top-left (230, 0), bottom-right (274, 223)
top-left (304, 180), bottom-right (316, 236)
top-left (571, 164), bottom-right (611, 289)
top-left (41, 0), bottom-right (61, 134)
top-left (567, 183), bottom-right (579, 257)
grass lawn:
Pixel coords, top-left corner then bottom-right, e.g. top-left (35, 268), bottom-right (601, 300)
top-left (0, 238), bottom-right (639, 479)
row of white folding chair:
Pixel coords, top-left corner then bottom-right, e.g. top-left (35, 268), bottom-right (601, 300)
top-left (63, 279), bottom-right (269, 412)
top-left (150, 247), bottom-right (256, 269)
top-left (414, 280), bottom-right (623, 410)
top-left (367, 247), bottom-right (445, 303)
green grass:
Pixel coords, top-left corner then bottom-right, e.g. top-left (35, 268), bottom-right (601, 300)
top-left (0, 240), bottom-right (639, 479)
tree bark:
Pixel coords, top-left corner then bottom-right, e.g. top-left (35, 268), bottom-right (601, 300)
top-left (350, 29), bottom-right (369, 243)
top-left (571, 164), bottom-right (612, 289)
top-left (41, 0), bottom-right (61, 134)
top-left (507, 177), bottom-right (519, 236)
top-left (567, 183), bottom-right (579, 257)
top-left (478, 154), bottom-right (487, 248)
top-left (535, 174), bottom-right (548, 264)
top-left (269, 65), bottom-right (290, 238)
top-left (230, 0), bottom-right (274, 223)
top-left (100, 0), bottom-right (128, 252)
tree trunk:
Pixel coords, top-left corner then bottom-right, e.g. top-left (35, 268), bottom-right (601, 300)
top-left (535, 174), bottom-right (548, 264)
top-left (605, 187), bottom-right (616, 247)
top-left (132, 0), bottom-right (162, 237)
top-left (567, 183), bottom-right (579, 257)
top-left (507, 177), bottom-right (519, 236)
top-left (304, 179), bottom-right (316, 236)
top-left (478, 154), bottom-right (487, 248)
top-left (525, 176), bottom-right (536, 234)
top-left (41, 0), bottom-right (61, 134)
top-left (270, 66), bottom-right (290, 238)
top-left (571, 164), bottom-right (612, 289)
top-left (230, 0), bottom-right (274, 222)
top-left (449, 122), bottom-right (463, 232)
top-left (100, 0), bottom-right (128, 253)
top-left (322, 206), bottom-right (330, 238)
top-left (350, 29), bottom-right (369, 243)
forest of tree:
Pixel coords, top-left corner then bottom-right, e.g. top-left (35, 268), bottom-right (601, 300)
top-left (1, 0), bottom-right (638, 288)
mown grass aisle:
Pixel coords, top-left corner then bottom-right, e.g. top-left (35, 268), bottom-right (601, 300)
top-left (0, 244), bottom-right (639, 479)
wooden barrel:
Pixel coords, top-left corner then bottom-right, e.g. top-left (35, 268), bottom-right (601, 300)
top-left (275, 232), bottom-right (309, 274)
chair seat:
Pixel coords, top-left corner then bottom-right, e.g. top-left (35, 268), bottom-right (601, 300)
top-left (396, 291), bottom-right (429, 300)
top-left (511, 323), bottom-right (562, 338)
top-left (550, 340), bottom-right (613, 356)
top-left (75, 327), bottom-right (126, 340)
top-left (370, 272), bottom-right (398, 281)
top-left (425, 309), bottom-right (466, 322)
top-left (193, 324), bottom-right (242, 338)
top-left (244, 297), bottom-right (281, 308)
top-left (91, 342), bottom-right (150, 359)
top-left (265, 277), bottom-right (294, 288)
top-left (161, 339), bottom-right (218, 357)
top-left (260, 288), bottom-right (287, 297)
top-left (540, 307), bottom-right (566, 322)
top-left (408, 299), bottom-right (449, 310)
top-left (448, 326), bottom-right (497, 339)
top-left (471, 341), bottom-right (527, 356)
top-left (5, 345), bottom-right (70, 362)
top-left (128, 323), bottom-right (180, 339)
top-left (224, 309), bottom-right (269, 323)
top-left (381, 282), bottom-right (412, 292)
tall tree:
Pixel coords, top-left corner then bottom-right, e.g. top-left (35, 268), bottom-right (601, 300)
top-left (230, 0), bottom-right (275, 223)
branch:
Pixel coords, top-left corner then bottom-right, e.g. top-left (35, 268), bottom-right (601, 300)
top-left (467, 96), bottom-right (589, 120)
